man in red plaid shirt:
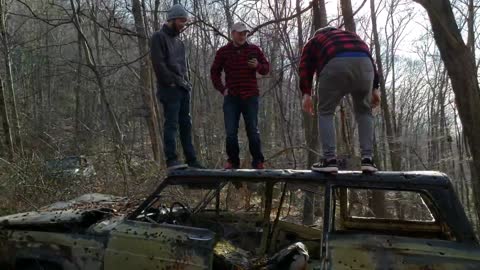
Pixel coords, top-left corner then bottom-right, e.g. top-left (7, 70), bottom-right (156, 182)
top-left (210, 22), bottom-right (270, 169)
top-left (300, 26), bottom-right (381, 174)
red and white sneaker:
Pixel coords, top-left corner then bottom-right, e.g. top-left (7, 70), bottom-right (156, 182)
top-left (253, 162), bottom-right (265, 169)
top-left (224, 161), bottom-right (239, 169)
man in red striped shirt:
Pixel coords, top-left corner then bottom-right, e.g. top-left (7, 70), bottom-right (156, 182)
top-left (300, 26), bottom-right (381, 174)
top-left (210, 22), bottom-right (270, 169)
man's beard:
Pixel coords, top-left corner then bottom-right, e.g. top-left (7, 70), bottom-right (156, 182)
top-left (174, 22), bottom-right (184, 33)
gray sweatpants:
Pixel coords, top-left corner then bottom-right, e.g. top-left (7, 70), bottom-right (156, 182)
top-left (317, 57), bottom-right (374, 159)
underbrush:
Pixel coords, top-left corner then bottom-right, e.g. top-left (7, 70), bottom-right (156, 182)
top-left (0, 155), bottom-right (165, 213)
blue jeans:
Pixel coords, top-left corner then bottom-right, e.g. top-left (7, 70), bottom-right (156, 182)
top-left (157, 86), bottom-right (197, 164)
top-left (223, 95), bottom-right (264, 166)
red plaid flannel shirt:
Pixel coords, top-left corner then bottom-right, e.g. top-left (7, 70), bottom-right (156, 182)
top-left (210, 42), bottom-right (270, 98)
top-left (299, 29), bottom-right (379, 95)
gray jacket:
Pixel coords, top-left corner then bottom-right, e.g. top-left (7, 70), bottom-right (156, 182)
top-left (150, 24), bottom-right (190, 90)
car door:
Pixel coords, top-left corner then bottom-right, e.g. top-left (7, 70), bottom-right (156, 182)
top-left (323, 187), bottom-right (480, 270)
top-left (103, 220), bottom-right (215, 270)
top-left (268, 182), bottom-right (325, 267)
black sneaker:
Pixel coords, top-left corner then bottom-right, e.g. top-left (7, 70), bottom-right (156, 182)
top-left (312, 158), bottom-right (338, 173)
top-left (188, 160), bottom-right (205, 169)
top-left (361, 158), bottom-right (378, 173)
top-left (166, 160), bottom-right (188, 171)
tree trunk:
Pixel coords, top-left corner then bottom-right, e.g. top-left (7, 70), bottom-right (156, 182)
top-left (224, 0), bottom-right (234, 32)
top-left (296, 0), bottom-right (304, 50)
top-left (303, 0), bottom-right (327, 226)
top-left (358, 0), bottom-right (383, 218)
top-left (0, 0), bottom-right (22, 156)
top-left (340, 0), bottom-right (356, 32)
top-left (132, 0), bottom-right (162, 163)
top-left (467, 0), bottom-right (475, 60)
top-left (74, 30), bottom-right (83, 150)
top-left (317, 0), bottom-right (328, 27)
top-left (153, 0), bottom-right (161, 31)
top-left (370, 0), bottom-right (401, 170)
top-left (338, 0), bottom-right (357, 163)
top-left (0, 76), bottom-right (13, 159)
top-left (305, 0), bottom-right (326, 167)
top-left (413, 0), bottom-right (480, 221)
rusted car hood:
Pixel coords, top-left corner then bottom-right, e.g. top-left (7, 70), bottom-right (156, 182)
top-left (44, 193), bottom-right (127, 211)
top-left (0, 193), bottom-right (127, 229)
top-left (0, 209), bottom-right (91, 226)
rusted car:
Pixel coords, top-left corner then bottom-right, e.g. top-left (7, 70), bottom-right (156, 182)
top-left (45, 156), bottom-right (96, 180)
top-left (0, 170), bottom-right (479, 269)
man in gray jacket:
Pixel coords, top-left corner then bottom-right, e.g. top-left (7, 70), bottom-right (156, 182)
top-left (150, 4), bottom-right (203, 170)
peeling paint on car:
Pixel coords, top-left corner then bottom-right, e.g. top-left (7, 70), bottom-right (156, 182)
top-left (326, 233), bottom-right (480, 270)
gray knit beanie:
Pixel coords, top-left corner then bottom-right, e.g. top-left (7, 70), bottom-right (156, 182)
top-left (167, 4), bottom-right (188, 21)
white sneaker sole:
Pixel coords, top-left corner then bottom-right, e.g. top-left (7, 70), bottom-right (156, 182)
top-left (312, 166), bottom-right (338, 173)
top-left (167, 164), bottom-right (188, 171)
top-left (361, 165), bottom-right (378, 173)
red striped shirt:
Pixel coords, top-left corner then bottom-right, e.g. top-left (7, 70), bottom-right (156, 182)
top-left (299, 29), bottom-right (379, 95)
top-left (210, 42), bottom-right (270, 98)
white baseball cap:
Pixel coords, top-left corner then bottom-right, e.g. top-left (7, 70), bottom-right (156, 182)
top-left (232, 22), bottom-right (249, 33)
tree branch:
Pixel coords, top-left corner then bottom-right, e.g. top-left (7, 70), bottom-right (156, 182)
top-left (248, 2), bottom-right (313, 36)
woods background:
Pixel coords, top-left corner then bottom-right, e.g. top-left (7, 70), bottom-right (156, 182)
top-left (0, 0), bottom-right (479, 234)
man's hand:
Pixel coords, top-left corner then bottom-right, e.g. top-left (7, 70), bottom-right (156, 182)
top-left (175, 77), bottom-right (190, 90)
top-left (302, 94), bottom-right (314, 116)
top-left (224, 89), bottom-right (229, 96)
top-left (372, 88), bottom-right (381, 108)
top-left (248, 58), bottom-right (258, 69)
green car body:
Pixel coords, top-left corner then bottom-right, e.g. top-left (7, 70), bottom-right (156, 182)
top-left (0, 170), bottom-right (479, 270)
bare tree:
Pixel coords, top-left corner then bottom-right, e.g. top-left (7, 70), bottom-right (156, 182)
top-left (370, 0), bottom-right (401, 170)
top-left (414, 0), bottom-right (480, 222)
top-left (0, 0), bottom-right (22, 156)
top-left (0, 75), bottom-right (12, 159)
top-left (341, 0), bottom-right (356, 32)
top-left (70, 0), bottom-right (131, 194)
top-left (131, 0), bottom-right (162, 163)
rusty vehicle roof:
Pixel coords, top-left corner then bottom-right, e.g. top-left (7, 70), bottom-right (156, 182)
top-left (163, 169), bottom-right (478, 244)
top-left (166, 169), bottom-right (451, 188)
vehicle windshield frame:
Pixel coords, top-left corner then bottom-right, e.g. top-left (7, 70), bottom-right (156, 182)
top-left (126, 170), bottom-right (477, 245)
top-left (127, 176), bottom-right (325, 220)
